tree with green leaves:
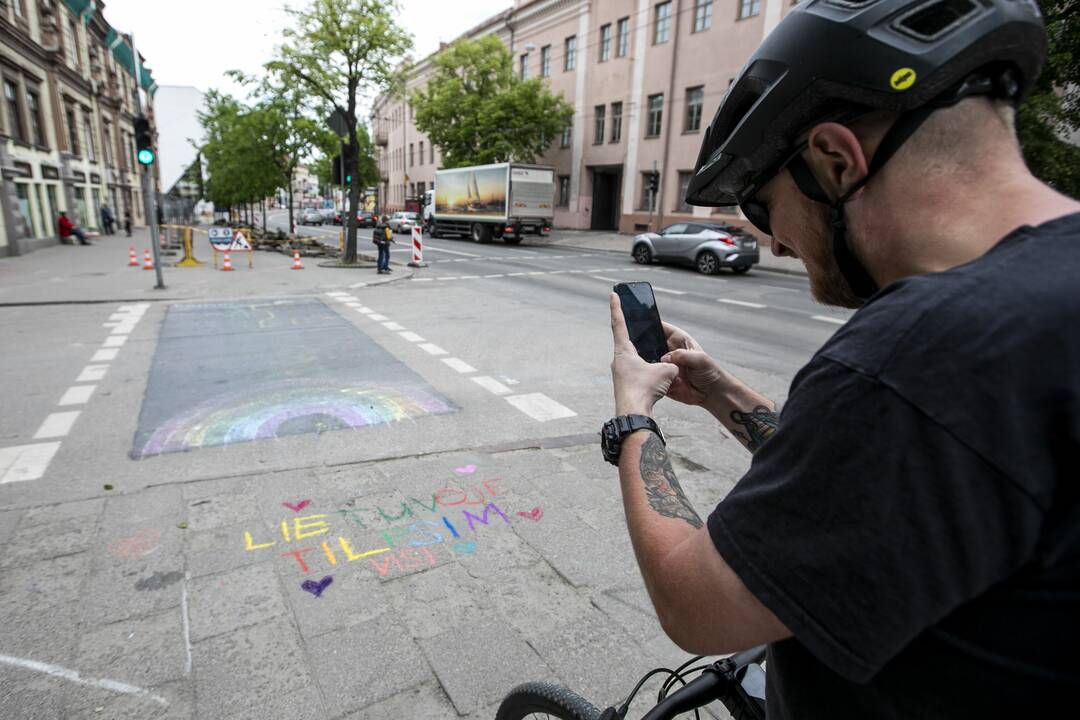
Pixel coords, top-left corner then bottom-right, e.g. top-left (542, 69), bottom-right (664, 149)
top-left (311, 124), bottom-right (380, 202)
top-left (1017, 0), bottom-right (1079, 198)
top-left (410, 35), bottom-right (574, 169)
top-left (267, 0), bottom-right (412, 263)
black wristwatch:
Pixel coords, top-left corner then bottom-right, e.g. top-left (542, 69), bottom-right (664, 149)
top-left (601, 415), bottom-right (665, 465)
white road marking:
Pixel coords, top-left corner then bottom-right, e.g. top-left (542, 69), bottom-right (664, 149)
top-left (422, 245), bottom-right (482, 257)
top-left (717, 299), bottom-right (767, 309)
top-left (442, 358), bottom-right (477, 374)
top-left (369, 314), bottom-right (389, 321)
top-left (418, 343), bottom-right (448, 356)
top-left (759, 284), bottom-right (800, 293)
top-left (0, 442), bottom-right (62, 484)
top-left (102, 335), bottom-right (128, 348)
top-left (357, 307), bottom-right (373, 313)
top-left (77, 365), bottom-right (109, 382)
top-left (413, 277), bottom-right (434, 282)
top-left (592, 276), bottom-right (620, 283)
top-left (812, 315), bottom-right (848, 325)
top-left (651, 287), bottom-right (686, 295)
top-left (325, 292), bottom-right (351, 298)
top-left (349, 282), bottom-right (368, 288)
top-left (507, 272), bottom-right (526, 277)
top-left (437, 276), bottom-right (460, 281)
top-left (382, 321), bottom-right (405, 331)
top-left (180, 573), bottom-right (193, 675)
top-left (484, 274), bottom-right (505, 278)
top-left (110, 324), bottom-right (137, 336)
top-left (459, 275), bottom-right (480, 280)
top-left (399, 331), bottom-right (425, 342)
top-left (58, 385), bottom-right (96, 406)
top-left (471, 376), bottom-right (512, 395)
top-left (34, 411), bottom-right (81, 439)
top-left (568, 270), bottom-right (586, 274)
top-left (0, 653), bottom-right (169, 707)
top-left (91, 348), bottom-right (118, 362)
top-left (527, 272), bottom-right (545, 276)
top-left (505, 393), bottom-right (578, 422)
top-left (451, 258), bottom-right (469, 262)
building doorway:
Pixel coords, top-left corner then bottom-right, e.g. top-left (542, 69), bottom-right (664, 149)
top-left (590, 167), bottom-right (622, 231)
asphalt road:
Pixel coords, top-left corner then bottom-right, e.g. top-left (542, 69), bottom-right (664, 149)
top-left (0, 224), bottom-right (847, 719)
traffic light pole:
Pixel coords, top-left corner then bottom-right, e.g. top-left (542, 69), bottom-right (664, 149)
top-left (130, 33), bottom-right (164, 290)
top-left (339, 141), bottom-right (346, 223)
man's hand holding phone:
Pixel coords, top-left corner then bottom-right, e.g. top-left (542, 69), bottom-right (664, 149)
top-left (660, 323), bottom-right (727, 411)
top-left (609, 292), bottom-right (678, 417)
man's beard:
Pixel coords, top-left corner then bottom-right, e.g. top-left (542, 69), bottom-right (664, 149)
top-left (799, 204), bottom-right (865, 309)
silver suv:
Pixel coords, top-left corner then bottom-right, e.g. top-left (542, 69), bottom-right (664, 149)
top-left (632, 222), bottom-right (759, 275)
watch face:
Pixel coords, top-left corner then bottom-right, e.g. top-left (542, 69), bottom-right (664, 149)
top-left (600, 420), bottom-right (619, 464)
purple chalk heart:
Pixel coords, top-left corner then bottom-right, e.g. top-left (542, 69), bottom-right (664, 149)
top-left (301, 576), bottom-right (333, 598)
top-left (453, 464), bottom-right (477, 475)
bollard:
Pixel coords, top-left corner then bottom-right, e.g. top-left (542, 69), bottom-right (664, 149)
top-left (176, 227), bottom-right (204, 268)
top-left (408, 226), bottom-right (427, 268)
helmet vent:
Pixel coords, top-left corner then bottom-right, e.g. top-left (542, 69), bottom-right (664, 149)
top-left (893, 0), bottom-right (985, 42)
top-left (825, 0), bottom-right (879, 9)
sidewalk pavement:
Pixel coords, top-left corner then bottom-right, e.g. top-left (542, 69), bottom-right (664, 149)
top-left (541, 229), bottom-right (808, 277)
top-left (0, 232), bottom-right (411, 305)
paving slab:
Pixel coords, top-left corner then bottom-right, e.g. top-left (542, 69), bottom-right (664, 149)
top-left (74, 607), bottom-right (188, 688)
top-left (186, 562), bottom-right (289, 642)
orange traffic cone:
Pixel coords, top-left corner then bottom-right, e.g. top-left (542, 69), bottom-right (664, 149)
top-left (221, 250), bottom-right (234, 272)
top-left (291, 250), bottom-right (304, 270)
top-left (142, 250), bottom-right (154, 270)
top-left (128, 247), bottom-right (139, 266)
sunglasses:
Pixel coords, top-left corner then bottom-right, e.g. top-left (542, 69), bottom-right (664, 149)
top-left (738, 140), bottom-right (810, 237)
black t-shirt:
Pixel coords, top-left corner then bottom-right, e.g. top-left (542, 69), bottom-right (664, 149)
top-left (708, 212), bottom-right (1080, 719)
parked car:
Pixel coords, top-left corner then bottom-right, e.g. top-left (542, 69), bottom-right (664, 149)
top-left (388, 211), bottom-right (420, 234)
top-left (299, 209), bottom-right (324, 226)
top-left (631, 222), bottom-right (760, 275)
top-left (319, 209), bottom-right (337, 224)
top-left (357, 211), bottom-right (376, 228)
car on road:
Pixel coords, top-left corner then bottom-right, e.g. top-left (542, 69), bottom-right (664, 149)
top-left (357, 211), bottom-right (376, 228)
top-left (318, 209), bottom-right (337, 224)
top-left (389, 211), bottom-right (420, 234)
top-left (631, 222), bottom-right (760, 275)
top-left (299, 209), bottom-right (324, 226)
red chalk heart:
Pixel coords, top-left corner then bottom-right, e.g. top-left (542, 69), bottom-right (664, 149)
top-left (517, 508), bottom-right (543, 522)
top-left (453, 464), bottom-right (477, 475)
top-left (283, 500), bottom-right (311, 513)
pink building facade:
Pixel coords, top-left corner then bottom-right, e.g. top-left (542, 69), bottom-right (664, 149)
top-left (372, 0), bottom-right (797, 233)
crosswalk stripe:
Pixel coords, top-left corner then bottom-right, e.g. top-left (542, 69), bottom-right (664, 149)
top-left (0, 442), bottom-right (61, 484)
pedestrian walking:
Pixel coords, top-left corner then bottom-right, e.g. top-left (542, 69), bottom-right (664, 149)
top-left (100, 204), bottom-right (115, 235)
top-left (57, 211), bottom-right (91, 245)
top-left (373, 214), bottom-right (393, 274)
top-left (123, 210), bottom-right (132, 237)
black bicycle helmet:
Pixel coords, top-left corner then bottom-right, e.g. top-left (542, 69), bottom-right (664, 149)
top-left (685, 0), bottom-right (1046, 302)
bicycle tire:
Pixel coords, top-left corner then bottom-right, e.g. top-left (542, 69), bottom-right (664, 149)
top-left (496, 682), bottom-right (603, 720)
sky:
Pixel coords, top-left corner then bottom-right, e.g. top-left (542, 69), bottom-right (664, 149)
top-left (101, 0), bottom-right (512, 104)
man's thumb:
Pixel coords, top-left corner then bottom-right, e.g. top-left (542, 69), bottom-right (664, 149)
top-left (662, 348), bottom-right (699, 366)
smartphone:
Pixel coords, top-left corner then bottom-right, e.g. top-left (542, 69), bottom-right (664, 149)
top-left (614, 282), bottom-right (668, 363)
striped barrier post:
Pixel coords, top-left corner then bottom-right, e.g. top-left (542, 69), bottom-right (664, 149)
top-left (408, 225), bottom-right (426, 268)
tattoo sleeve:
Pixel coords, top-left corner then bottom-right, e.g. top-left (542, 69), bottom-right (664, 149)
top-left (729, 405), bottom-right (779, 452)
top-left (639, 433), bottom-right (703, 529)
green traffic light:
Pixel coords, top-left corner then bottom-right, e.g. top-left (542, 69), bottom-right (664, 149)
top-left (345, 175), bottom-right (352, 184)
top-left (137, 148), bottom-right (155, 165)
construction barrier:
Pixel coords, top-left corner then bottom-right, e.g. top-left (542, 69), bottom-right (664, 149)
top-left (207, 227), bottom-right (254, 269)
top-left (175, 228), bottom-right (205, 268)
top-left (408, 226), bottom-right (426, 268)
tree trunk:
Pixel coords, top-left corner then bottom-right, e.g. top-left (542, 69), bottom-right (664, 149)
top-left (261, 198), bottom-right (267, 234)
top-left (287, 185), bottom-right (295, 236)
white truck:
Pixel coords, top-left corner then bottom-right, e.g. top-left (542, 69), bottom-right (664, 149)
top-left (426, 162), bottom-right (554, 244)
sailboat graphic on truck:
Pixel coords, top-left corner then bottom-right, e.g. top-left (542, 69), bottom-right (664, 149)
top-left (428, 162), bottom-right (554, 245)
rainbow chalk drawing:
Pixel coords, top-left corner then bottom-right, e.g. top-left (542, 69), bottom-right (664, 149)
top-left (134, 380), bottom-right (455, 458)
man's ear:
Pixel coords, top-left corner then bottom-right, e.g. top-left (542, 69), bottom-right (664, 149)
top-left (804, 122), bottom-right (870, 201)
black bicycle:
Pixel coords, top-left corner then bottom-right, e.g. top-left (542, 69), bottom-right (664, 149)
top-left (496, 645), bottom-right (767, 720)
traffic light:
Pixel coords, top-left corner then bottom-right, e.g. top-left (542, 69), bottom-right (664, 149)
top-left (330, 155), bottom-right (352, 185)
top-left (133, 115), bottom-right (154, 165)
top-left (647, 171), bottom-right (660, 193)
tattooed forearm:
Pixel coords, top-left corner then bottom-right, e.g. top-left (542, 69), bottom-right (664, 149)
top-left (639, 434), bottom-right (703, 529)
top-left (729, 405), bottom-right (779, 452)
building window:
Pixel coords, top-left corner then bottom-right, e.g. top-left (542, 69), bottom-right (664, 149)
top-left (69, 21), bottom-right (80, 69)
top-left (3, 79), bottom-right (26, 143)
top-left (26, 87), bottom-right (45, 147)
top-left (640, 172), bottom-right (658, 211)
top-left (430, 142), bottom-right (435, 164)
top-left (599, 24), bottom-right (612, 62)
top-left (65, 104), bottom-right (79, 155)
top-left (646, 94), bottom-right (663, 137)
top-left (409, 143), bottom-right (414, 167)
top-left (541, 45), bottom-right (551, 77)
top-left (654, 2), bottom-right (672, 45)
top-left (561, 122), bottom-right (572, 148)
top-left (694, 0), bottom-right (713, 32)
top-left (685, 86), bottom-right (704, 132)
top-left (102, 122), bottom-right (113, 165)
top-left (520, 54), bottom-right (529, 80)
top-left (594, 105), bottom-right (605, 144)
top-left (82, 107), bottom-right (96, 161)
top-left (418, 141), bottom-right (424, 165)
top-left (610, 102), bottom-right (622, 143)
top-left (564, 36), bottom-right (576, 71)
top-left (557, 175), bottom-right (570, 206)
top-left (677, 172), bottom-right (693, 212)
top-left (617, 17), bottom-right (630, 57)
top-left (738, 0), bottom-right (762, 19)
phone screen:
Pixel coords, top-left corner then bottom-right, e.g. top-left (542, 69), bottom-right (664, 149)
top-left (615, 282), bottom-right (668, 363)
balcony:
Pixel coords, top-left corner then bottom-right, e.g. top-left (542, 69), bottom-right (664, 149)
top-left (374, 129), bottom-right (388, 147)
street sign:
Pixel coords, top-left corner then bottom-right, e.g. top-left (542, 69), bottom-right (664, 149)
top-left (326, 110), bottom-right (348, 138)
top-left (208, 228), bottom-right (252, 251)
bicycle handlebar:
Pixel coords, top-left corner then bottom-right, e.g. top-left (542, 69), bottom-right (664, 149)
top-left (639, 645), bottom-right (768, 720)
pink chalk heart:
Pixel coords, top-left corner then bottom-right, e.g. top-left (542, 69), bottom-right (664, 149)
top-left (301, 576), bottom-right (333, 598)
top-left (453, 464), bottom-right (477, 475)
top-left (283, 500), bottom-right (311, 513)
top-left (517, 508), bottom-right (543, 522)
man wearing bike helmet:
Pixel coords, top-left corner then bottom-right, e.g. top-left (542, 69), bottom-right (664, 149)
top-left (605, 0), bottom-right (1079, 717)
